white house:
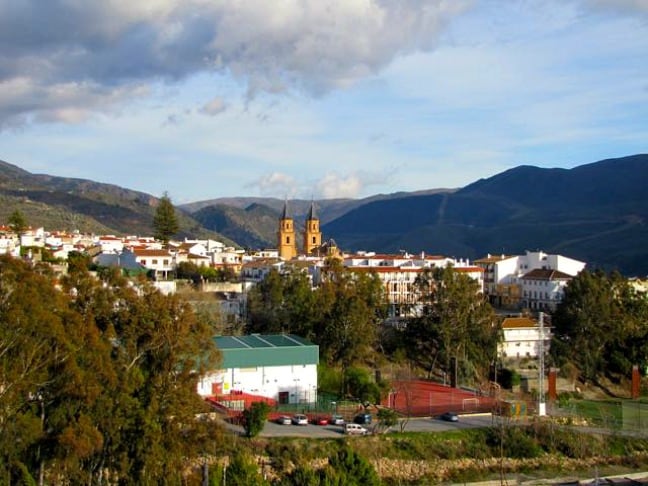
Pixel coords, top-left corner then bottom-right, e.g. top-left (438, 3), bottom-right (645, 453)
top-left (131, 248), bottom-right (174, 279)
top-left (499, 316), bottom-right (551, 359)
top-left (475, 250), bottom-right (585, 309)
top-left (197, 334), bottom-right (319, 406)
top-left (520, 269), bottom-right (573, 311)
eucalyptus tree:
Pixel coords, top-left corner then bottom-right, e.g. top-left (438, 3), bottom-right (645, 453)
top-left (404, 266), bottom-right (499, 384)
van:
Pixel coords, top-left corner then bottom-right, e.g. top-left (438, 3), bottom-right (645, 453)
top-left (345, 423), bottom-right (368, 435)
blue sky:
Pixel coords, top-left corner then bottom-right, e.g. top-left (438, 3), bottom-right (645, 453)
top-left (0, 0), bottom-right (646, 203)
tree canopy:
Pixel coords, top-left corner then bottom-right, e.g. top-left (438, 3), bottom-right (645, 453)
top-left (551, 269), bottom-right (648, 383)
top-left (0, 255), bottom-right (223, 483)
top-left (403, 266), bottom-right (500, 384)
top-left (153, 192), bottom-right (179, 245)
top-left (8, 209), bottom-right (28, 235)
top-left (246, 260), bottom-right (388, 372)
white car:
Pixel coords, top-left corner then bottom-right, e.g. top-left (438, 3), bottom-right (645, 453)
top-left (291, 414), bottom-right (308, 425)
top-left (345, 423), bottom-right (368, 435)
top-left (276, 415), bottom-right (292, 425)
top-left (331, 414), bottom-right (345, 425)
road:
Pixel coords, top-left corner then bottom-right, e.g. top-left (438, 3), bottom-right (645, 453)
top-left (225, 413), bottom-right (495, 438)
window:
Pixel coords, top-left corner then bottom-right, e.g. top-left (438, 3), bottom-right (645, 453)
top-left (141, 259), bottom-right (147, 265)
top-left (312, 236), bottom-right (316, 244)
top-left (286, 236), bottom-right (291, 244)
top-left (152, 259), bottom-right (158, 265)
top-left (163, 259), bottom-right (169, 265)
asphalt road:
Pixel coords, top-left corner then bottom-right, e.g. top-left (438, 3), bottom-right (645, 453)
top-left (226, 413), bottom-right (495, 438)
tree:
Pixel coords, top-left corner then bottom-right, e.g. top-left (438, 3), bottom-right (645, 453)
top-left (376, 407), bottom-right (399, 434)
top-left (0, 254), bottom-right (225, 483)
top-left (404, 266), bottom-right (500, 385)
top-left (242, 401), bottom-right (271, 438)
top-left (315, 260), bottom-right (387, 372)
top-left (551, 269), bottom-right (648, 383)
top-left (8, 209), bottom-right (28, 235)
top-left (246, 267), bottom-right (318, 338)
top-left (153, 192), bottom-right (179, 245)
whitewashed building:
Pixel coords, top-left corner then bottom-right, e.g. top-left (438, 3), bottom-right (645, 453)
top-left (475, 250), bottom-right (585, 309)
top-left (499, 316), bottom-right (551, 359)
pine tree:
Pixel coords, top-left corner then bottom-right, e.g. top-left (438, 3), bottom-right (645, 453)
top-left (153, 192), bottom-right (179, 245)
top-left (8, 209), bottom-right (28, 235)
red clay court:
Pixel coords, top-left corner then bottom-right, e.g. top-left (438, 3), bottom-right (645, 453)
top-left (383, 380), bottom-right (496, 417)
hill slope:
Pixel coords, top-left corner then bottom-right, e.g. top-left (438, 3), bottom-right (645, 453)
top-left (0, 160), bottom-right (234, 244)
top-left (322, 154), bottom-right (648, 275)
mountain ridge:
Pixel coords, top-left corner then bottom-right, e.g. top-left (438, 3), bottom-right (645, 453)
top-left (1, 154), bottom-right (646, 275)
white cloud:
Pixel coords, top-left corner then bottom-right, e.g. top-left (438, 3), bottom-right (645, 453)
top-left (0, 0), bottom-right (472, 128)
top-left (200, 97), bottom-right (227, 116)
top-left (247, 172), bottom-right (298, 197)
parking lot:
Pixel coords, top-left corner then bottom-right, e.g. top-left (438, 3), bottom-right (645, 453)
top-left (225, 413), bottom-right (494, 438)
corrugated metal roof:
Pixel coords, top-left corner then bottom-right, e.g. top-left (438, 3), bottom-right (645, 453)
top-left (214, 334), bottom-right (319, 368)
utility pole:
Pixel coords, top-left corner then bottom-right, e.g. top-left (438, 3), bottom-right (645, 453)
top-left (538, 311), bottom-right (546, 416)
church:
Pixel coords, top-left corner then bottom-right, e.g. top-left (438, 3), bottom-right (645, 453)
top-left (277, 201), bottom-right (340, 260)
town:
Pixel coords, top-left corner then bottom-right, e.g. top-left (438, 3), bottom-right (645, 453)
top-left (2, 200), bottom-right (648, 483)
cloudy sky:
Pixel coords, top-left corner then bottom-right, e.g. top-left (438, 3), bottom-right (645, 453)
top-left (0, 0), bottom-right (646, 203)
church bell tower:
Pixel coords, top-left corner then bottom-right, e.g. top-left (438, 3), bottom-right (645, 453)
top-left (278, 200), bottom-right (297, 260)
top-left (303, 201), bottom-right (322, 256)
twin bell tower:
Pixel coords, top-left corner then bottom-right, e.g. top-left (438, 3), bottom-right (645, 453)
top-left (277, 200), bottom-right (322, 260)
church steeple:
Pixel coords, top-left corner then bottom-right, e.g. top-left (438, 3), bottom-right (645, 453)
top-left (277, 199), bottom-right (297, 260)
top-left (303, 200), bottom-right (322, 256)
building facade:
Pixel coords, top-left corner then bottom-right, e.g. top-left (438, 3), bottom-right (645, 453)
top-left (197, 334), bottom-right (319, 405)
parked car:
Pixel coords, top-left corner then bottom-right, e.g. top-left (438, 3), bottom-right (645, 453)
top-left (439, 412), bottom-right (459, 422)
top-left (291, 414), bottom-right (308, 425)
top-left (312, 416), bottom-right (329, 426)
top-left (353, 413), bottom-right (372, 425)
top-left (330, 414), bottom-right (345, 425)
top-left (345, 423), bottom-right (368, 435)
top-left (276, 415), bottom-right (292, 425)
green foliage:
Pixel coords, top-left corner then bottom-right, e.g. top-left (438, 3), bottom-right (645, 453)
top-left (327, 446), bottom-right (381, 485)
top-left (551, 269), bottom-right (648, 383)
top-left (153, 191), bottom-right (179, 244)
top-left (8, 209), bottom-right (27, 235)
top-left (242, 402), bottom-right (271, 438)
top-left (225, 451), bottom-right (268, 486)
top-left (247, 262), bottom-right (388, 371)
top-left (403, 266), bottom-right (500, 383)
top-left (344, 367), bottom-right (385, 404)
top-left (497, 368), bottom-right (521, 390)
top-left (0, 255), bottom-right (224, 483)
top-left (376, 408), bottom-right (399, 433)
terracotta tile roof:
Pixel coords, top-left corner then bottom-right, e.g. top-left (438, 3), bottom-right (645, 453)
top-left (454, 267), bottom-right (484, 273)
top-left (521, 268), bottom-right (572, 280)
top-left (474, 255), bottom-right (513, 264)
top-left (502, 317), bottom-right (539, 329)
top-left (133, 249), bottom-right (172, 257)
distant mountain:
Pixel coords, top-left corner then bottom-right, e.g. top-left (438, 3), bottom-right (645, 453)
top-left (182, 189), bottom-right (454, 247)
top-left (3, 154), bottom-right (646, 275)
top-left (192, 203), bottom-right (280, 250)
top-left (322, 154), bottom-right (648, 275)
top-left (0, 159), bottom-right (235, 244)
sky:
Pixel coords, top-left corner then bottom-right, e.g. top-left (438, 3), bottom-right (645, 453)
top-left (0, 0), bottom-right (647, 204)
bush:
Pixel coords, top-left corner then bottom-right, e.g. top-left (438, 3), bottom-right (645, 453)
top-left (242, 402), bottom-right (271, 438)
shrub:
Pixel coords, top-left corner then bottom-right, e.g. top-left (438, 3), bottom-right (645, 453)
top-left (242, 402), bottom-right (271, 438)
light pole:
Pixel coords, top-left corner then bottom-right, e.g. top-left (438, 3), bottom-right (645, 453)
top-left (538, 311), bottom-right (546, 416)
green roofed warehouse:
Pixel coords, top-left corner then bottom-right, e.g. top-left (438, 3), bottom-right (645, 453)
top-left (197, 334), bottom-right (319, 406)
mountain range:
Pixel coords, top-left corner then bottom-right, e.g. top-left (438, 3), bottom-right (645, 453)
top-left (0, 155), bottom-right (646, 276)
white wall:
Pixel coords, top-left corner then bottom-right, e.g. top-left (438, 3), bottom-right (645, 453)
top-left (198, 363), bottom-right (318, 404)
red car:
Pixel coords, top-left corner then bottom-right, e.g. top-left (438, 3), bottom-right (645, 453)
top-left (312, 416), bottom-right (329, 426)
